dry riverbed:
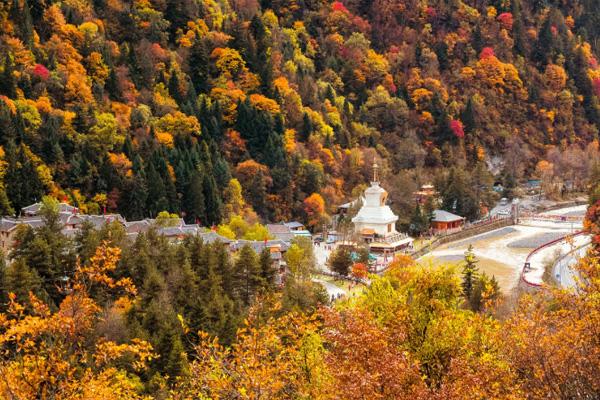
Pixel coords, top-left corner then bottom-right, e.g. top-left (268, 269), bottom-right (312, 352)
top-left (420, 219), bottom-right (582, 293)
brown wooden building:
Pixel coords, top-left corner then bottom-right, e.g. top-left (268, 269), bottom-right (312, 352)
top-left (431, 209), bottom-right (465, 233)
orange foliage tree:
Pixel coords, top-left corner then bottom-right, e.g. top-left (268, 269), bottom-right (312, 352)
top-left (322, 307), bottom-right (428, 399)
top-left (501, 256), bottom-right (600, 399)
top-left (0, 243), bottom-right (153, 399)
top-left (172, 302), bottom-right (329, 399)
top-left (303, 192), bottom-right (327, 229)
top-left (351, 262), bottom-right (368, 279)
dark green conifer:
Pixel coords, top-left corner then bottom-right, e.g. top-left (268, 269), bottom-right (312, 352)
top-left (145, 163), bottom-right (169, 218)
top-left (0, 55), bottom-right (17, 98)
top-left (182, 170), bottom-right (206, 224)
top-left (189, 41), bottom-right (209, 93)
top-left (462, 245), bottom-right (479, 300)
top-left (233, 245), bottom-right (262, 306)
top-left (259, 248), bottom-right (277, 290)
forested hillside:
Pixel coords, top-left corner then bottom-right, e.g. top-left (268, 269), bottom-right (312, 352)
top-left (3, 1), bottom-right (600, 397)
top-left (2, 0), bottom-right (600, 227)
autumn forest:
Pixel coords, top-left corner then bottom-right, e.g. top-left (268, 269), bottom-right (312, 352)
top-left (1, 0), bottom-right (600, 398)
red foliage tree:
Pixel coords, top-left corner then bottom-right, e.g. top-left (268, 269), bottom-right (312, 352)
top-left (480, 47), bottom-right (495, 59)
top-left (497, 13), bottom-right (513, 30)
top-left (450, 119), bottom-right (465, 138)
top-left (32, 64), bottom-right (50, 80)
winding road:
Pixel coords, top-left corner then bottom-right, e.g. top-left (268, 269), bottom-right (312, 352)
top-left (552, 240), bottom-right (591, 288)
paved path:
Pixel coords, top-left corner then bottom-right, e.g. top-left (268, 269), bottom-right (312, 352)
top-left (313, 278), bottom-right (346, 299)
top-left (552, 241), bottom-right (591, 288)
top-left (539, 204), bottom-right (587, 217)
top-left (524, 234), bottom-right (590, 286)
top-left (313, 243), bottom-right (333, 273)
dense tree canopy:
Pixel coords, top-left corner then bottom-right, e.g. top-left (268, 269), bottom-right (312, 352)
top-left (1, 0), bottom-right (600, 226)
top-left (1, 1), bottom-right (600, 396)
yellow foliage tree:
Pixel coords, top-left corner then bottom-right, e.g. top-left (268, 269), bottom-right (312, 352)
top-left (0, 243), bottom-right (153, 399)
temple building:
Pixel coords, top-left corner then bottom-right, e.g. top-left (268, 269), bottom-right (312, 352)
top-left (430, 209), bottom-right (465, 233)
top-left (352, 163), bottom-right (413, 255)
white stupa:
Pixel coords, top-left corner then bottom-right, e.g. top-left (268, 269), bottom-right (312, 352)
top-left (352, 163), bottom-right (399, 237)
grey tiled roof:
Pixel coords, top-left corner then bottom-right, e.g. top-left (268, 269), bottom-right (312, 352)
top-left (199, 231), bottom-right (234, 244)
top-left (81, 214), bottom-right (126, 228)
top-left (266, 224), bottom-right (294, 242)
top-left (123, 220), bottom-right (152, 234)
top-left (21, 202), bottom-right (79, 216)
top-left (432, 209), bottom-right (464, 222)
top-left (0, 218), bottom-right (17, 232)
top-left (233, 239), bottom-right (290, 253)
top-left (19, 218), bottom-right (45, 229)
top-left (157, 227), bottom-right (188, 236)
top-left (284, 221), bottom-right (305, 229)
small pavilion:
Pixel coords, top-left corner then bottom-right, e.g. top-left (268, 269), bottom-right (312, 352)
top-left (431, 209), bottom-right (465, 233)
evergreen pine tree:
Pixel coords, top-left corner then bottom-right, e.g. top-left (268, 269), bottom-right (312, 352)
top-left (189, 41), bottom-right (209, 93)
top-left (300, 112), bottom-right (313, 142)
top-left (11, 0), bottom-right (34, 48)
top-left (182, 170), bottom-right (206, 224)
top-left (512, 0), bottom-right (527, 55)
top-left (0, 183), bottom-right (14, 216)
top-left (472, 25), bottom-right (483, 54)
top-left (409, 203), bottom-right (429, 236)
top-left (202, 173), bottom-right (222, 226)
top-left (197, 247), bottom-right (236, 342)
top-left (145, 163), bottom-right (169, 217)
top-left (462, 245), bottom-right (479, 301)
top-left (122, 135), bottom-right (134, 158)
top-left (4, 258), bottom-right (43, 304)
top-left (5, 143), bottom-right (44, 213)
top-left (164, 335), bottom-right (189, 380)
top-left (441, 167), bottom-right (480, 221)
top-left (250, 15), bottom-right (273, 94)
top-left (461, 97), bottom-right (477, 134)
top-left (105, 67), bottom-right (122, 102)
top-left (232, 245), bottom-right (262, 306)
top-left (0, 55), bottom-right (17, 98)
top-left (214, 241), bottom-right (234, 297)
top-left (168, 70), bottom-right (184, 105)
top-left (120, 159), bottom-right (148, 220)
top-left (259, 248), bottom-right (277, 289)
top-left (469, 272), bottom-right (500, 312)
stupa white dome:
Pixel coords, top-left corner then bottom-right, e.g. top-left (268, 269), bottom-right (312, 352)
top-left (351, 163), bottom-right (398, 236)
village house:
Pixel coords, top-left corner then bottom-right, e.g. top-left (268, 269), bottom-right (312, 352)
top-left (268, 221), bottom-right (313, 242)
top-left (21, 202), bottom-right (80, 217)
top-left (413, 183), bottom-right (437, 205)
top-left (0, 218), bottom-right (20, 253)
top-left (267, 223), bottom-right (295, 242)
top-left (233, 239), bottom-right (290, 284)
top-left (431, 209), bottom-right (465, 233)
top-left (284, 221), bottom-right (305, 232)
top-left (0, 203), bottom-right (290, 278)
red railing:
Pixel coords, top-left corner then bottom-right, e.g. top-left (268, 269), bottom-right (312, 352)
top-left (521, 230), bottom-right (587, 287)
top-left (519, 213), bottom-right (582, 222)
